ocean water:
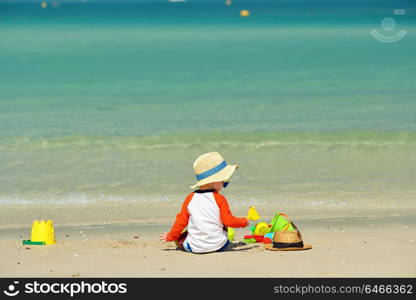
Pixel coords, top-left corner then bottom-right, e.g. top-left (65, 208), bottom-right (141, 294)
top-left (1, 0), bottom-right (416, 224)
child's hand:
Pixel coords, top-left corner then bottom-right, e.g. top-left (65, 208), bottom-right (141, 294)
top-left (159, 232), bottom-right (168, 242)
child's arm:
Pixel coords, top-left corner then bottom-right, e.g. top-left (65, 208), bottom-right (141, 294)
top-left (164, 193), bottom-right (193, 242)
top-left (213, 193), bottom-right (249, 228)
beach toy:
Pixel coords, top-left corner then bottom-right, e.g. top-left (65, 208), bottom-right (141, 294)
top-left (243, 235), bottom-right (258, 243)
top-left (243, 235), bottom-right (264, 243)
top-left (243, 223), bottom-right (270, 243)
top-left (227, 227), bottom-right (235, 241)
top-left (247, 206), bottom-right (260, 221)
top-left (22, 240), bottom-right (45, 245)
top-left (243, 210), bottom-right (298, 244)
top-left (253, 222), bottom-right (270, 236)
top-left (270, 212), bottom-right (295, 232)
top-left (263, 232), bottom-right (274, 244)
top-left (22, 220), bottom-right (56, 245)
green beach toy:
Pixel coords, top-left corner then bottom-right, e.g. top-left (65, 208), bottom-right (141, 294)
top-left (22, 240), bottom-right (45, 245)
top-left (227, 227), bottom-right (235, 241)
top-left (270, 212), bottom-right (295, 232)
top-left (244, 238), bottom-right (257, 244)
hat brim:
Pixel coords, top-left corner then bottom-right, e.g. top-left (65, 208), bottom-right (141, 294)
top-left (190, 164), bottom-right (238, 189)
top-left (264, 243), bottom-right (312, 251)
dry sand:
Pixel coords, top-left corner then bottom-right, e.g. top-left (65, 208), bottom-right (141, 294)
top-left (1, 215), bottom-right (415, 278)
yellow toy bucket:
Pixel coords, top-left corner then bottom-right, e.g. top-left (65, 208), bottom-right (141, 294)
top-left (30, 220), bottom-right (56, 245)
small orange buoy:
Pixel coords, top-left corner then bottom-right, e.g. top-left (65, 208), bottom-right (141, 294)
top-left (240, 10), bottom-right (250, 17)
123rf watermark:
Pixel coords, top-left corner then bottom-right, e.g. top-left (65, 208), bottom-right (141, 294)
top-left (2, 280), bottom-right (127, 297)
top-left (274, 284), bottom-right (413, 296)
top-left (370, 9), bottom-right (407, 43)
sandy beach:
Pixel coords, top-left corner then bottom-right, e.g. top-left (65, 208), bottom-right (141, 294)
top-left (1, 212), bottom-right (415, 278)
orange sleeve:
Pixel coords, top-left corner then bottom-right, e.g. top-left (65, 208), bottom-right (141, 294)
top-left (213, 192), bottom-right (248, 228)
top-left (166, 193), bottom-right (193, 242)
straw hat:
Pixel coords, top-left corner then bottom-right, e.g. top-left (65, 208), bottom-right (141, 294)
top-left (264, 230), bottom-right (312, 251)
top-left (190, 152), bottom-right (238, 189)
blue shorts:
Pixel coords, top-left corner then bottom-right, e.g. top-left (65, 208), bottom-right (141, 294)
top-left (183, 240), bottom-right (230, 253)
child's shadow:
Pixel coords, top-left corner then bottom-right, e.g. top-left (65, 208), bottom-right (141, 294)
top-left (162, 241), bottom-right (258, 252)
top-left (226, 241), bottom-right (259, 252)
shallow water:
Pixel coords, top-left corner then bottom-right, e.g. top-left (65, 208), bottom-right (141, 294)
top-left (1, 1), bottom-right (415, 221)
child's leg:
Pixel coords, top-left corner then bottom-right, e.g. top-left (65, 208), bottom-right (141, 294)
top-left (215, 227), bottom-right (231, 252)
top-left (178, 231), bottom-right (193, 253)
top-left (216, 240), bottom-right (231, 252)
top-left (183, 241), bottom-right (192, 252)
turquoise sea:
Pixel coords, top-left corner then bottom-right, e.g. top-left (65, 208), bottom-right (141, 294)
top-left (0, 0), bottom-right (415, 224)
